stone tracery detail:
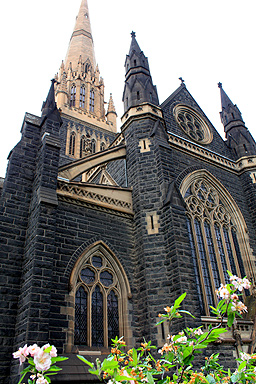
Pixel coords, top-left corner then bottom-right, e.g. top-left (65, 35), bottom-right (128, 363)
top-left (184, 177), bottom-right (247, 316)
top-left (75, 252), bottom-right (120, 347)
top-left (173, 104), bottom-right (213, 144)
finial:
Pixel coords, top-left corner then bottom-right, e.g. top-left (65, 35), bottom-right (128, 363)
top-left (131, 31), bottom-right (136, 38)
top-left (218, 82), bottom-right (222, 89)
top-left (179, 77), bottom-right (185, 85)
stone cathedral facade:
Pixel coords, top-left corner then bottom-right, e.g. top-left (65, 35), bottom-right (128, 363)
top-left (1, 0), bottom-right (256, 382)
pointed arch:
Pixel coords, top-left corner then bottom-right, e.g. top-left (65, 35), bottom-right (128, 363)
top-left (70, 84), bottom-right (76, 107)
top-left (66, 241), bottom-right (131, 351)
top-left (69, 131), bottom-right (76, 156)
top-left (180, 169), bottom-right (254, 316)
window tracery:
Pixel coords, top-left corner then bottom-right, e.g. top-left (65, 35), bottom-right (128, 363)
top-left (80, 86), bottom-right (85, 108)
top-left (89, 90), bottom-right (95, 112)
top-left (70, 85), bottom-right (76, 107)
top-left (80, 134), bottom-right (92, 158)
top-left (69, 132), bottom-right (76, 156)
top-left (74, 249), bottom-right (122, 348)
top-left (173, 104), bottom-right (212, 144)
top-left (183, 176), bottom-right (250, 316)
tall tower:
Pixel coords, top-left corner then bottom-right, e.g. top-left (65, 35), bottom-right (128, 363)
top-left (55, 0), bottom-right (117, 136)
top-left (218, 82), bottom-right (256, 158)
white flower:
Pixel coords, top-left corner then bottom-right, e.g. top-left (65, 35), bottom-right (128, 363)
top-left (36, 376), bottom-right (48, 384)
top-left (34, 349), bottom-right (52, 372)
top-left (240, 352), bottom-right (251, 362)
top-left (194, 328), bottom-right (204, 336)
top-left (175, 336), bottom-right (187, 343)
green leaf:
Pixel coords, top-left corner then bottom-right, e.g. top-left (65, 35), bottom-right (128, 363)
top-left (115, 375), bottom-right (134, 381)
top-left (77, 355), bottom-right (94, 368)
top-left (179, 310), bottom-right (195, 318)
top-left (51, 356), bottom-right (69, 363)
top-left (18, 372), bottom-right (28, 384)
top-left (156, 318), bottom-right (167, 326)
top-left (147, 371), bottom-right (155, 384)
top-left (132, 348), bottom-right (138, 366)
top-left (238, 360), bottom-right (247, 372)
top-left (205, 374), bottom-right (216, 384)
top-left (88, 368), bottom-right (99, 375)
top-left (28, 380), bottom-right (33, 384)
top-left (44, 346), bottom-right (53, 354)
top-left (174, 292), bottom-right (187, 308)
top-left (231, 372), bottom-right (241, 383)
top-left (28, 357), bottom-right (35, 366)
top-left (47, 365), bottom-right (62, 372)
top-left (227, 312), bottom-right (235, 327)
top-left (101, 359), bottom-right (119, 371)
top-left (183, 354), bottom-right (194, 365)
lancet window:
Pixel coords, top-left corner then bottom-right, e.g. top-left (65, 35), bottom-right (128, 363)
top-left (183, 176), bottom-right (248, 316)
top-left (91, 139), bottom-right (96, 154)
top-left (70, 85), bottom-right (76, 107)
top-left (80, 86), bottom-right (86, 108)
top-left (74, 250), bottom-right (123, 348)
top-left (89, 90), bottom-right (95, 112)
top-left (100, 142), bottom-right (106, 151)
top-left (69, 132), bottom-right (76, 156)
top-left (80, 134), bottom-right (91, 158)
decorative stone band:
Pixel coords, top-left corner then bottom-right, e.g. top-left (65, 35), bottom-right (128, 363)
top-left (57, 180), bottom-right (133, 215)
top-left (121, 103), bottom-right (163, 129)
top-left (168, 132), bottom-right (256, 174)
top-left (71, 29), bottom-right (93, 40)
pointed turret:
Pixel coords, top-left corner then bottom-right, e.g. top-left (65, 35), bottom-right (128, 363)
top-left (65, 0), bottom-right (96, 71)
top-left (122, 32), bottom-right (159, 113)
top-left (218, 83), bottom-right (256, 158)
top-left (42, 80), bottom-right (58, 119)
top-left (106, 93), bottom-right (117, 131)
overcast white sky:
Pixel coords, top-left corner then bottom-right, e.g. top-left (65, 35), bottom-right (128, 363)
top-left (0, 0), bottom-right (255, 177)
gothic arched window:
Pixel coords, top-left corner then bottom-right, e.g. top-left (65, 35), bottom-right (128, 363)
top-left (71, 243), bottom-right (130, 349)
top-left (181, 171), bottom-right (252, 316)
top-left (100, 142), bottom-right (106, 151)
top-left (89, 90), bottom-right (95, 112)
top-left (91, 139), bottom-right (96, 154)
top-left (80, 86), bottom-right (85, 108)
top-left (69, 132), bottom-right (76, 156)
top-left (70, 85), bottom-right (76, 107)
top-left (80, 134), bottom-right (91, 158)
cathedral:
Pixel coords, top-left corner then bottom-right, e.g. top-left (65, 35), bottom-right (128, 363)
top-left (1, 0), bottom-right (256, 382)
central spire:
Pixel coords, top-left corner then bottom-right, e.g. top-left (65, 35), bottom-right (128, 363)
top-left (65, 0), bottom-right (96, 71)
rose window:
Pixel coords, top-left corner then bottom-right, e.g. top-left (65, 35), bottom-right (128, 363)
top-left (173, 105), bottom-right (212, 144)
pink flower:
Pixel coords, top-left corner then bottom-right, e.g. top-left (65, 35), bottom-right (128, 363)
top-left (242, 278), bottom-right (251, 290)
top-left (28, 344), bottom-right (41, 357)
top-left (34, 349), bottom-right (52, 372)
top-left (42, 343), bottom-right (57, 357)
top-left (50, 345), bottom-right (57, 357)
top-left (13, 345), bottom-right (29, 365)
top-left (216, 284), bottom-right (229, 300)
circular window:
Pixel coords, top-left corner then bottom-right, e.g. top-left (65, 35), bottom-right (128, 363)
top-left (173, 104), bottom-right (212, 144)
